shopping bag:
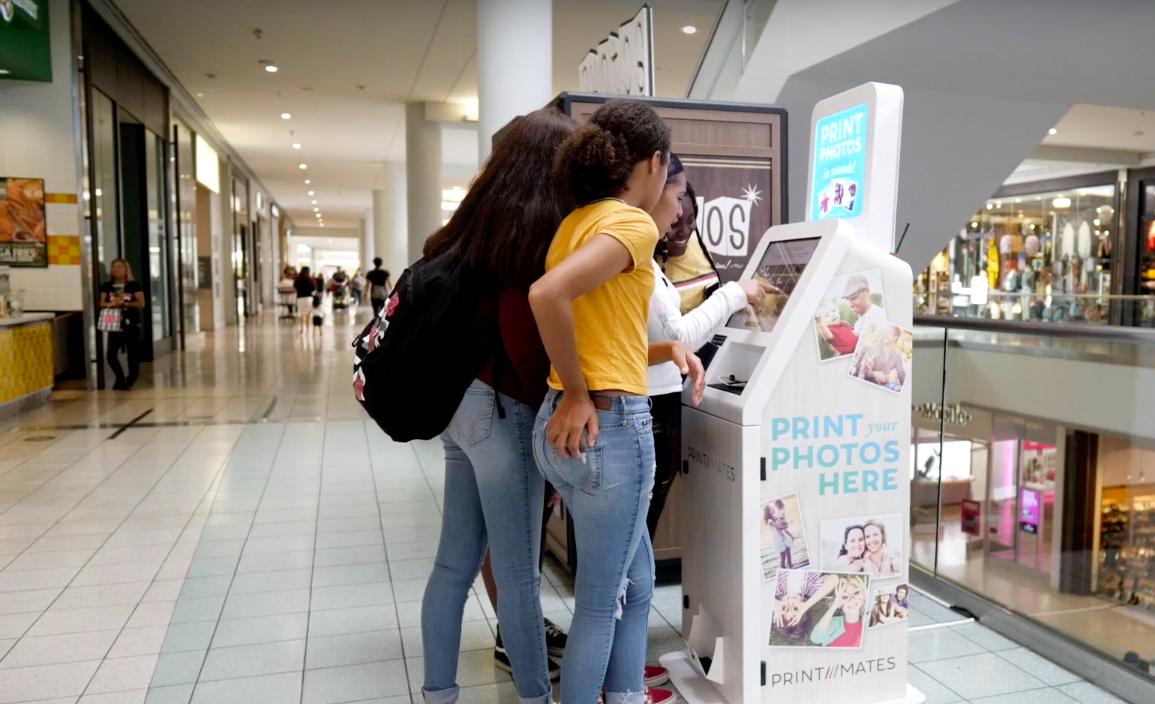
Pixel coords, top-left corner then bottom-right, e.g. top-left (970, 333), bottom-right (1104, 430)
top-left (98, 307), bottom-right (122, 332)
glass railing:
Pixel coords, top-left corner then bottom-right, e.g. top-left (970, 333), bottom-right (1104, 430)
top-left (916, 291), bottom-right (1155, 328)
top-left (911, 318), bottom-right (1155, 695)
top-left (686, 0), bottom-right (777, 100)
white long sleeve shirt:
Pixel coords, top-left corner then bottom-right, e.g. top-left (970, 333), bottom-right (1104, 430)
top-left (647, 265), bottom-right (747, 395)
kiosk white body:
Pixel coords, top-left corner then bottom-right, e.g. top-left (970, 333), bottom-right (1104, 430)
top-left (666, 84), bottom-right (923, 704)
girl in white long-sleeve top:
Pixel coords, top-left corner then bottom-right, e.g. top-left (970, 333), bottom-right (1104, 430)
top-left (643, 154), bottom-right (777, 540)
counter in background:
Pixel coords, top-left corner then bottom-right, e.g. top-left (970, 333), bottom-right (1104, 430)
top-left (0, 312), bottom-right (55, 420)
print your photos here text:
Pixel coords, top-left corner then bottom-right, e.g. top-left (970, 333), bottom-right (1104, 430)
top-left (770, 414), bottom-right (902, 496)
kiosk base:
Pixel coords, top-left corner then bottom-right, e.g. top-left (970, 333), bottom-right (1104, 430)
top-left (658, 651), bottom-right (927, 704)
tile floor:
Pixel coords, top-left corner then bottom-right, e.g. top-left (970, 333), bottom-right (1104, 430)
top-left (0, 312), bottom-right (1138, 703)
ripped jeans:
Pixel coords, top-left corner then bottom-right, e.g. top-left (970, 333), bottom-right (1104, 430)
top-left (533, 390), bottom-right (655, 704)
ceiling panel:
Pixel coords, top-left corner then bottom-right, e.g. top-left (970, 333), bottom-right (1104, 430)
top-left (113, 0), bottom-right (722, 232)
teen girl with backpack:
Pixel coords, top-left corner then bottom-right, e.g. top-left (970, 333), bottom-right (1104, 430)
top-left (418, 109), bottom-right (577, 704)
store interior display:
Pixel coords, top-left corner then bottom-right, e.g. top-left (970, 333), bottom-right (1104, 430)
top-left (1098, 486), bottom-right (1155, 611)
top-left (915, 185), bottom-right (1117, 322)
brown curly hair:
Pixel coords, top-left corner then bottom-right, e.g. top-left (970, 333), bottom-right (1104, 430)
top-left (554, 99), bottom-right (671, 207)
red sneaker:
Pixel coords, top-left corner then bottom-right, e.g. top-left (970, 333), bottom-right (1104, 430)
top-left (646, 687), bottom-right (675, 704)
top-left (644, 665), bottom-right (670, 687)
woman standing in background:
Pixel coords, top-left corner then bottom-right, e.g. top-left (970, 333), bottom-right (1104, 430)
top-left (99, 258), bottom-right (146, 390)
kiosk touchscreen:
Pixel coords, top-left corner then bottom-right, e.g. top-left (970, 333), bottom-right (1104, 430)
top-left (662, 83), bottom-right (923, 704)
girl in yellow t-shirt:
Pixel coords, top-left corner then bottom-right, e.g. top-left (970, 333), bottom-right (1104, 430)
top-left (528, 99), bottom-right (704, 704)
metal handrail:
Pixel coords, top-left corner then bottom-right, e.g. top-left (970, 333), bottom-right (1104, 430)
top-left (937, 291), bottom-right (1155, 300)
top-left (913, 315), bottom-right (1155, 345)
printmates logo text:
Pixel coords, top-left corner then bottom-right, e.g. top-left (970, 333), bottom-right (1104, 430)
top-left (770, 656), bottom-right (897, 688)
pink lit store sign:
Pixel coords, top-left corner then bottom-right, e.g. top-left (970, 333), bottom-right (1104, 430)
top-left (1019, 488), bottom-right (1040, 534)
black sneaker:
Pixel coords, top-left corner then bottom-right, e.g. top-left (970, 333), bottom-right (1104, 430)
top-left (544, 617), bottom-right (567, 658)
top-left (495, 626), bottom-right (561, 680)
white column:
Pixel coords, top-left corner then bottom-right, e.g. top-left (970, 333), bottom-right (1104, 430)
top-left (374, 161), bottom-right (408, 273)
top-left (359, 217), bottom-right (371, 272)
top-left (405, 103), bottom-right (441, 265)
top-left (477, 0), bottom-right (552, 163)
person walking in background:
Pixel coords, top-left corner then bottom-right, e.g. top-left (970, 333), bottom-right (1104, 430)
top-left (419, 108), bottom-right (579, 704)
top-left (528, 99), bottom-right (704, 704)
top-left (351, 269), bottom-right (366, 307)
top-left (366, 257), bottom-right (391, 316)
top-left (99, 258), bottom-right (146, 390)
top-left (294, 266), bottom-right (316, 335)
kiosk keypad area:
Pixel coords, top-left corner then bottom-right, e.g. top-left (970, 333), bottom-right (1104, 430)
top-left (665, 83), bottom-right (923, 704)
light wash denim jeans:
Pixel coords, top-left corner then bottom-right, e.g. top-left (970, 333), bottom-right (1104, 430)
top-left (533, 389), bottom-right (656, 704)
top-left (421, 380), bottom-right (551, 704)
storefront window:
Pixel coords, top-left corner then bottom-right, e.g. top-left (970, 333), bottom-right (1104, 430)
top-left (145, 131), bottom-right (169, 340)
top-left (911, 397), bottom-right (1155, 682)
top-left (91, 90), bottom-right (118, 282)
top-left (917, 184), bottom-right (1118, 323)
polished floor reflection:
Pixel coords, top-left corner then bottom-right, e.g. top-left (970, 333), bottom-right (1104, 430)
top-left (0, 311), bottom-right (1135, 703)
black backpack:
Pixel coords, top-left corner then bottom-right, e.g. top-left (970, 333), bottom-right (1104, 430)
top-left (352, 251), bottom-right (495, 442)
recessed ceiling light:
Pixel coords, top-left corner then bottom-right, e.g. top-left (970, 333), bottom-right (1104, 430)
top-left (1048, 127), bottom-right (1057, 135)
top-left (312, 200), bottom-right (317, 204)
top-left (314, 207), bottom-right (319, 212)
top-left (265, 65), bottom-right (278, 73)
top-left (299, 164), bottom-right (307, 169)
top-left (293, 143), bottom-right (301, 149)
top-left (196, 92), bottom-right (204, 97)
top-left (307, 191), bottom-right (314, 196)
top-left (304, 179), bottom-right (311, 184)
top-left (682, 25), bottom-right (697, 34)
top-left (281, 113), bottom-right (291, 120)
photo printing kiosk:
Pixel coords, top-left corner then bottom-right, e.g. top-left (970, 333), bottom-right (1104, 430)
top-left (661, 84), bottom-right (926, 704)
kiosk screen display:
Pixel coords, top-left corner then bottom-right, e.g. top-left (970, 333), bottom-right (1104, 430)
top-left (726, 237), bottom-right (820, 332)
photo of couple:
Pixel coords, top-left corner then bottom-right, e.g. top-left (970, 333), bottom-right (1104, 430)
top-left (760, 493), bottom-right (810, 579)
top-left (769, 570), bottom-right (871, 649)
top-left (813, 270), bottom-right (887, 361)
top-left (868, 583), bottom-right (911, 629)
top-left (820, 514), bottom-right (905, 577)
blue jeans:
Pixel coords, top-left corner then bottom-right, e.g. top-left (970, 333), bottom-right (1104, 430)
top-left (533, 390), bottom-right (656, 704)
top-left (421, 380), bottom-right (551, 704)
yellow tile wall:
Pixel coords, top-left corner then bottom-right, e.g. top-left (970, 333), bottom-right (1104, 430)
top-left (0, 321), bottom-right (54, 404)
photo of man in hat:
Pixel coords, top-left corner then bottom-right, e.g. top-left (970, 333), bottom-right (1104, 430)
top-left (812, 269), bottom-right (888, 362)
top-left (845, 273), bottom-right (887, 336)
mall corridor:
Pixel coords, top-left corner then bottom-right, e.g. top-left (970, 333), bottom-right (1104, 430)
top-left (0, 312), bottom-right (1130, 704)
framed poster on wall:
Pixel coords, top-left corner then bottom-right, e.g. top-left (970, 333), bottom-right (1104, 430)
top-left (0, 177), bottom-right (47, 267)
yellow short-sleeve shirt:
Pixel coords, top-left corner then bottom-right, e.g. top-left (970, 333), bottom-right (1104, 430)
top-left (545, 199), bottom-right (659, 396)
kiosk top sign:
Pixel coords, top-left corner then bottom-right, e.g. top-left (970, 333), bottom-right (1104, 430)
top-left (805, 83), bottom-right (903, 253)
top-left (811, 103), bottom-right (868, 222)
top-left (578, 4), bottom-right (654, 97)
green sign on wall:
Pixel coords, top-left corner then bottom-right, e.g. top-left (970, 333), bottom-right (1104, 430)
top-left (0, 0), bottom-right (52, 83)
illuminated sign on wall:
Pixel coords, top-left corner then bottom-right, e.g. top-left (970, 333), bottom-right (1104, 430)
top-left (0, 0), bottom-right (51, 82)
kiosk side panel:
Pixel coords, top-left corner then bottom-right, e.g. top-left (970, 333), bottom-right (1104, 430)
top-left (682, 407), bottom-right (762, 704)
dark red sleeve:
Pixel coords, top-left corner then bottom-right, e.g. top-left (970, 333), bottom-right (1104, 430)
top-left (497, 288), bottom-right (551, 409)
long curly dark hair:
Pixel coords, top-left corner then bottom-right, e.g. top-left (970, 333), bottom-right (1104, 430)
top-left (423, 109), bottom-right (577, 288)
top-left (554, 99), bottom-right (671, 207)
